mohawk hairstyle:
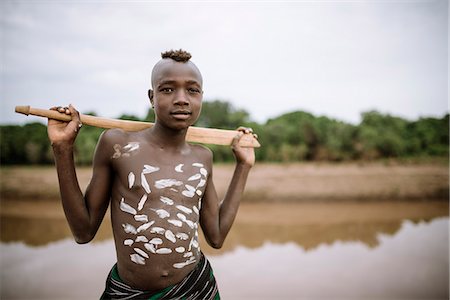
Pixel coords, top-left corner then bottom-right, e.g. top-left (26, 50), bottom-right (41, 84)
top-left (161, 49), bottom-right (192, 62)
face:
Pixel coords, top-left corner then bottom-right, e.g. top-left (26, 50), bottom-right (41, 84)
top-left (149, 59), bottom-right (203, 131)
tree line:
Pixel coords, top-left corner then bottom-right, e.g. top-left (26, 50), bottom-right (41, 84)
top-left (1, 100), bottom-right (448, 165)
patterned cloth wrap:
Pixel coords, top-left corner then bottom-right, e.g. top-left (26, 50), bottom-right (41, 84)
top-left (101, 253), bottom-right (220, 300)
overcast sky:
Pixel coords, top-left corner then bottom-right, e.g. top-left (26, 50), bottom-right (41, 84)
top-left (1, 0), bottom-right (448, 126)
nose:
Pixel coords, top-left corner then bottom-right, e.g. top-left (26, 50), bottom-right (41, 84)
top-left (173, 90), bottom-right (189, 106)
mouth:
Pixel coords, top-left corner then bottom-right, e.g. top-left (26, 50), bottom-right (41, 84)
top-left (170, 110), bottom-right (192, 120)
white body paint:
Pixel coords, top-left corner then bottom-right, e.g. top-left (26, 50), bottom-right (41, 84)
top-left (124, 239), bottom-right (134, 246)
top-left (143, 165), bottom-right (160, 174)
top-left (112, 144), bottom-right (122, 159)
top-left (196, 190), bottom-right (202, 196)
top-left (185, 185), bottom-right (196, 192)
top-left (122, 224), bottom-right (137, 234)
top-left (187, 174), bottom-right (201, 181)
top-left (120, 198), bottom-right (137, 215)
top-left (144, 243), bottom-right (156, 253)
top-left (153, 209), bottom-right (170, 219)
top-left (175, 247), bottom-right (185, 253)
top-left (138, 194), bottom-right (148, 211)
top-left (160, 196), bottom-right (174, 205)
top-left (176, 205), bottom-right (193, 214)
top-left (112, 142), bottom-right (140, 159)
top-left (167, 219), bottom-right (183, 227)
top-left (176, 233), bottom-right (189, 240)
top-left (123, 142), bottom-right (140, 152)
top-left (182, 190), bottom-right (195, 197)
top-left (183, 252), bottom-right (193, 258)
top-left (137, 221), bottom-right (155, 233)
top-left (130, 253), bottom-right (146, 265)
top-left (197, 179), bottom-right (206, 188)
top-left (156, 248), bottom-right (172, 254)
top-left (200, 168), bottom-right (208, 177)
top-left (134, 248), bottom-right (149, 259)
top-left (175, 164), bottom-right (184, 173)
top-left (155, 179), bottom-right (183, 189)
top-left (193, 206), bottom-right (199, 215)
top-left (165, 230), bottom-right (176, 243)
top-left (177, 213), bottom-right (195, 229)
top-left (188, 237), bottom-right (194, 251)
top-left (192, 163), bottom-right (204, 167)
top-left (135, 236), bottom-right (148, 243)
top-left (134, 214), bottom-right (148, 222)
top-left (173, 257), bottom-right (196, 269)
top-left (141, 173), bottom-right (151, 194)
top-left (149, 238), bottom-right (163, 245)
top-left (128, 172), bottom-right (135, 189)
top-left (182, 184), bottom-right (196, 198)
top-left (184, 219), bottom-right (195, 229)
top-left (150, 227), bottom-right (165, 235)
top-left (177, 213), bottom-right (187, 222)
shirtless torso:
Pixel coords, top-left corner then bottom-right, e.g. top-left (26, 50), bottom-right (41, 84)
top-left (107, 129), bottom-right (212, 290)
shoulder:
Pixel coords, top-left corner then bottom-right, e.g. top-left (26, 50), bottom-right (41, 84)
top-left (99, 128), bottom-right (142, 146)
top-left (190, 144), bottom-right (213, 162)
top-left (99, 128), bottom-right (127, 142)
top-left (96, 128), bottom-right (135, 153)
top-left (95, 129), bottom-right (144, 161)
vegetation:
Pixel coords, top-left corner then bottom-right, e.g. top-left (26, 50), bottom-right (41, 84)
top-left (1, 100), bottom-right (448, 165)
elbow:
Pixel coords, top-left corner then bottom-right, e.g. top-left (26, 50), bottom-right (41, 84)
top-left (75, 238), bottom-right (91, 244)
top-left (73, 232), bottom-right (95, 244)
top-left (209, 239), bottom-right (224, 249)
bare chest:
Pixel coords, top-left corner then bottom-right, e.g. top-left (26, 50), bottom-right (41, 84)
top-left (108, 141), bottom-right (208, 270)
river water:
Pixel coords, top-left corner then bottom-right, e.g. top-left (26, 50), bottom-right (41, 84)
top-left (1, 202), bottom-right (449, 299)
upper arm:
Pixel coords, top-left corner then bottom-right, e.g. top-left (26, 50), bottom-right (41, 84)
top-left (83, 130), bottom-right (118, 225)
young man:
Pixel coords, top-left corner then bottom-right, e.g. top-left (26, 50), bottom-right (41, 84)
top-left (47, 49), bottom-right (255, 299)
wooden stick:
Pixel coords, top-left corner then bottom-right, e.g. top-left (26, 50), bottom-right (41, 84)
top-left (15, 105), bottom-right (261, 148)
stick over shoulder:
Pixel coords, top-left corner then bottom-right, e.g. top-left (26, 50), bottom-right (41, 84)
top-left (15, 105), bottom-right (260, 148)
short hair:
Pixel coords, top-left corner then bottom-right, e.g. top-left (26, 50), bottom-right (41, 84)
top-left (161, 49), bottom-right (192, 62)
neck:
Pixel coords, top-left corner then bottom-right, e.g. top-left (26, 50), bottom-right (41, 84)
top-left (147, 122), bottom-right (189, 150)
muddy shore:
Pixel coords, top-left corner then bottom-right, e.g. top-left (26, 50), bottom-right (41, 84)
top-left (1, 161), bottom-right (448, 202)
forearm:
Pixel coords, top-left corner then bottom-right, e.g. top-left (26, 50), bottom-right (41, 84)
top-left (217, 163), bottom-right (252, 244)
top-left (52, 143), bottom-right (93, 243)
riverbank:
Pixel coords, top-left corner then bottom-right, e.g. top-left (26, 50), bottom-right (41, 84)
top-left (1, 161), bottom-right (448, 202)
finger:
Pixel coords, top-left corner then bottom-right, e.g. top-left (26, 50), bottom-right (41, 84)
top-left (58, 106), bottom-right (70, 115)
top-left (238, 126), bottom-right (253, 133)
top-left (69, 104), bottom-right (83, 128)
top-left (236, 126), bottom-right (253, 134)
top-left (231, 131), bottom-right (244, 148)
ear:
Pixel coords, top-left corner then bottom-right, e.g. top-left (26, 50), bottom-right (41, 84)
top-left (148, 89), bottom-right (154, 107)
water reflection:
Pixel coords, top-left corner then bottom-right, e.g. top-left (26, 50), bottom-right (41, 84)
top-left (2, 202), bottom-right (448, 252)
top-left (211, 218), bottom-right (449, 299)
top-left (1, 218), bottom-right (448, 299)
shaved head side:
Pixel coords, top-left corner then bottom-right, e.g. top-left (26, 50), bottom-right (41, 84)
top-left (151, 49), bottom-right (203, 89)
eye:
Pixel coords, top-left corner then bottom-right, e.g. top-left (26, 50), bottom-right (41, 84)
top-left (188, 88), bottom-right (201, 94)
top-left (160, 87), bottom-right (174, 93)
